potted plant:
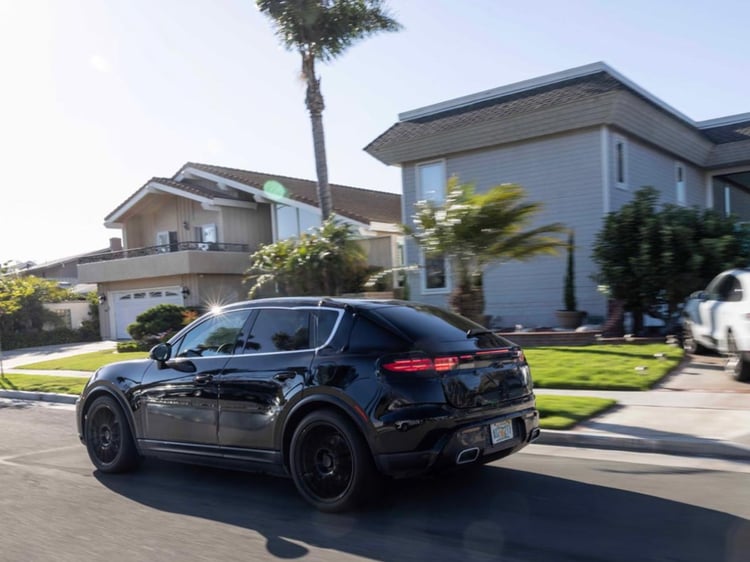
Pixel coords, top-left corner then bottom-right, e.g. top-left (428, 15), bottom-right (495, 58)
top-left (555, 230), bottom-right (585, 329)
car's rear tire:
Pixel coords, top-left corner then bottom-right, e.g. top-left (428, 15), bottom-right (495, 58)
top-left (84, 395), bottom-right (139, 473)
top-left (726, 333), bottom-right (750, 382)
top-left (289, 410), bottom-right (377, 512)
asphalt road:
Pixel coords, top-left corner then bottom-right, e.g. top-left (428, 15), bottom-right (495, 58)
top-left (1, 399), bottom-right (748, 562)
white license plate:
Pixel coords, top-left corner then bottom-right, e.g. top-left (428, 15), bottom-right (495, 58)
top-left (490, 419), bottom-right (514, 445)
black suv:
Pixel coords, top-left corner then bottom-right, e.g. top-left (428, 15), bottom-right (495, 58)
top-left (77, 298), bottom-right (540, 511)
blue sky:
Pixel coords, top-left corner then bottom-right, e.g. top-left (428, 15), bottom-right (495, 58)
top-left (1, 0), bottom-right (749, 264)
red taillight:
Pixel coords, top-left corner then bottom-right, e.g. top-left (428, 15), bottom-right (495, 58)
top-left (382, 358), bottom-right (434, 372)
top-left (434, 356), bottom-right (459, 371)
top-left (381, 356), bottom-right (459, 373)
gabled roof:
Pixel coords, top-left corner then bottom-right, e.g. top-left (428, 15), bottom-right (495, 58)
top-left (182, 163), bottom-right (401, 225)
top-left (105, 164), bottom-right (401, 228)
top-left (104, 176), bottom-right (254, 225)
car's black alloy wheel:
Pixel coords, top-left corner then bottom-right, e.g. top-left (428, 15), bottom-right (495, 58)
top-left (85, 395), bottom-right (139, 473)
top-left (290, 410), bottom-right (376, 512)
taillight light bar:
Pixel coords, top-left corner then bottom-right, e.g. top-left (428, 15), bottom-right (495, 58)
top-left (382, 356), bottom-right (458, 373)
top-left (382, 349), bottom-right (522, 373)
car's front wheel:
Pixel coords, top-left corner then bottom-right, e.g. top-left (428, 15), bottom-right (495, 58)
top-left (84, 395), bottom-right (139, 473)
top-left (289, 410), bottom-right (377, 512)
top-left (726, 333), bottom-right (750, 382)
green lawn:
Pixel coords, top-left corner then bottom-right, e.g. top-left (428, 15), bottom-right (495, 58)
top-left (13, 350), bottom-right (148, 371)
top-left (525, 343), bottom-right (684, 390)
top-left (535, 395), bottom-right (616, 430)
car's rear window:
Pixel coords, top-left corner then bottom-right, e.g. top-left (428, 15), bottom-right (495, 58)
top-left (373, 304), bottom-right (510, 348)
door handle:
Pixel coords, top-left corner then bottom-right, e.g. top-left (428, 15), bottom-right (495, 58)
top-left (273, 372), bottom-right (297, 382)
top-left (194, 374), bottom-right (213, 384)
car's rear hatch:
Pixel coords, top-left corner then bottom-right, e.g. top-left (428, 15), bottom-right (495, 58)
top-left (371, 304), bottom-right (532, 409)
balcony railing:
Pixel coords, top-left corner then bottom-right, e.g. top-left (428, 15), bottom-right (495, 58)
top-left (79, 242), bottom-right (250, 264)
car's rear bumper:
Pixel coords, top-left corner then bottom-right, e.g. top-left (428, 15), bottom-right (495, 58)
top-left (373, 405), bottom-right (540, 478)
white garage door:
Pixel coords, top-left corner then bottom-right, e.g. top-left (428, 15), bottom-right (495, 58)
top-left (112, 287), bottom-right (184, 340)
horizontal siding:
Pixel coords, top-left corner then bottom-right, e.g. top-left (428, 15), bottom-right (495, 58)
top-left (707, 139), bottom-right (750, 168)
top-left (609, 92), bottom-right (714, 165)
top-left (622, 137), bottom-right (706, 208)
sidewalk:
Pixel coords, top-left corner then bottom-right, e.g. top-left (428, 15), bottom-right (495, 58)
top-left (536, 354), bottom-right (750, 461)
top-left (2, 343), bottom-right (749, 461)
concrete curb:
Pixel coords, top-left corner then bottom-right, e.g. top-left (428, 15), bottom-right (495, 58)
top-left (538, 429), bottom-right (750, 461)
top-left (0, 389), bottom-right (77, 405)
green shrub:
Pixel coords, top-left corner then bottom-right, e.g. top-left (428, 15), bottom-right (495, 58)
top-left (116, 340), bottom-right (151, 353)
top-left (127, 304), bottom-right (187, 342)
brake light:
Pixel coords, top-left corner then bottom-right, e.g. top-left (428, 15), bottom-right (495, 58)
top-left (382, 358), bottom-right (434, 372)
top-left (382, 356), bottom-right (459, 373)
top-left (434, 356), bottom-right (459, 371)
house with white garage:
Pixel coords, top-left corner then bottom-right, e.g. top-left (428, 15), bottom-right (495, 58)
top-left (366, 62), bottom-right (750, 329)
top-left (78, 163), bottom-right (402, 339)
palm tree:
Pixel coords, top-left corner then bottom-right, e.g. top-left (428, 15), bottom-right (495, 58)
top-left (410, 177), bottom-right (567, 324)
top-left (256, 0), bottom-right (401, 220)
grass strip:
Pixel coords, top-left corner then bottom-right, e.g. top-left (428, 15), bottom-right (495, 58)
top-left (0, 373), bottom-right (90, 395)
top-left (536, 394), bottom-right (616, 430)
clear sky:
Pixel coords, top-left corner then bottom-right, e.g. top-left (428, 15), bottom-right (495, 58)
top-left (1, 0), bottom-right (749, 264)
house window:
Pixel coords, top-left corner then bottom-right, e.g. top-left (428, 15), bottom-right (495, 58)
top-left (417, 161), bottom-right (446, 204)
top-left (725, 186), bottom-right (732, 217)
top-left (423, 253), bottom-right (449, 292)
top-left (194, 224), bottom-right (217, 243)
top-left (156, 231), bottom-right (178, 252)
top-left (675, 163), bottom-right (686, 206)
top-left (275, 204), bottom-right (320, 240)
top-left (614, 136), bottom-right (628, 189)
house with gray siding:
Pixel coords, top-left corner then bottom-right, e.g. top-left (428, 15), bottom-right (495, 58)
top-left (366, 62), bottom-right (750, 328)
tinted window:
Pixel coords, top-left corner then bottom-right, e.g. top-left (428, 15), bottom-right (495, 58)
top-left (373, 304), bottom-right (511, 348)
top-left (374, 304), bottom-right (479, 340)
top-left (174, 309), bottom-right (251, 357)
top-left (312, 310), bottom-right (340, 347)
top-left (245, 309), bottom-right (310, 353)
top-left (727, 276), bottom-right (743, 302)
top-left (347, 316), bottom-right (407, 353)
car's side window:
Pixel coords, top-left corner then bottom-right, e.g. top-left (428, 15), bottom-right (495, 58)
top-left (312, 310), bottom-right (340, 348)
top-left (174, 310), bottom-right (251, 358)
top-left (245, 309), bottom-right (311, 353)
top-left (727, 276), bottom-right (743, 302)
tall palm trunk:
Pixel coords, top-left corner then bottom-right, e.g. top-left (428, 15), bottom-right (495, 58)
top-left (302, 54), bottom-right (332, 221)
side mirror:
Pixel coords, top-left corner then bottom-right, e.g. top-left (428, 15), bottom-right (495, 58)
top-left (149, 343), bottom-right (172, 364)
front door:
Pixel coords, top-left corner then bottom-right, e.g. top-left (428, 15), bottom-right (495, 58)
top-left (137, 308), bottom-right (252, 454)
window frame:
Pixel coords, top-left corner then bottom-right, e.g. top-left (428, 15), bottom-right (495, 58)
top-left (420, 251), bottom-right (451, 294)
top-left (238, 307), bottom-right (343, 356)
top-left (614, 135), bottom-right (628, 190)
top-left (416, 159), bottom-right (447, 204)
top-left (675, 162), bottom-right (686, 206)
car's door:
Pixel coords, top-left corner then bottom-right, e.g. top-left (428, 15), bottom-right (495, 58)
top-left (698, 274), bottom-right (736, 346)
top-left (216, 307), bottom-right (340, 458)
top-left (695, 274), bottom-right (727, 345)
top-left (136, 308), bottom-right (252, 453)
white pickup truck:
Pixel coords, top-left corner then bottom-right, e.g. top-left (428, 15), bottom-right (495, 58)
top-left (681, 268), bottom-right (750, 382)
